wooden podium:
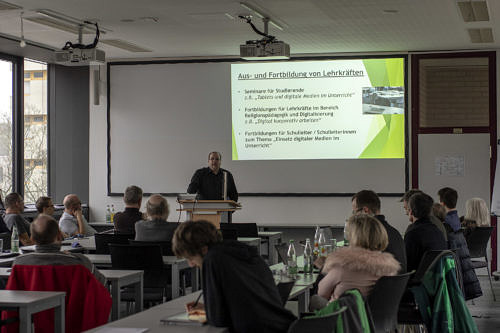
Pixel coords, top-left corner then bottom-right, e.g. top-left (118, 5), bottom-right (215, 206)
top-left (177, 200), bottom-right (241, 229)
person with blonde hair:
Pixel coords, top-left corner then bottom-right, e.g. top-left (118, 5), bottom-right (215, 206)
top-left (463, 197), bottom-right (490, 236)
top-left (317, 214), bottom-right (400, 301)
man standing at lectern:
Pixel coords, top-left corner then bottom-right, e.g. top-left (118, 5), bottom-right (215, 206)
top-left (187, 152), bottom-right (238, 202)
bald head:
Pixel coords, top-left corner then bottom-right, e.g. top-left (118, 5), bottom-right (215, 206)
top-left (146, 194), bottom-right (169, 220)
top-left (31, 214), bottom-right (61, 245)
top-left (63, 194), bottom-right (81, 213)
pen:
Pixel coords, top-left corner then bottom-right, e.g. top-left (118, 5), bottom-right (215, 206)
top-left (192, 292), bottom-right (203, 307)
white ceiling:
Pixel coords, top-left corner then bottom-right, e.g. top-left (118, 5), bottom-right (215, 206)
top-left (0, 0), bottom-right (499, 60)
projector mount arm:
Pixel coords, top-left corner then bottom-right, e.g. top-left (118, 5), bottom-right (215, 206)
top-left (62, 21), bottom-right (100, 50)
top-left (239, 15), bottom-right (276, 43)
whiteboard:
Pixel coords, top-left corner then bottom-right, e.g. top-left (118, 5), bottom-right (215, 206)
top-left (108, 60), bottom-right (407, 195)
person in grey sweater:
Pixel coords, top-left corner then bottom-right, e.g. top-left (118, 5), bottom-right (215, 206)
top-left (134, 194), bottom-right (178, 242)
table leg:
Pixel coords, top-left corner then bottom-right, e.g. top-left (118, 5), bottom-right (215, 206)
top-left (172, 263), bottom-right (180, 299)
top-left (54, 298), bottom-right (65, 333)
top-left (297, 291), bottom-right (310, 313)
top-left (18, 307), bottom-right (30, 333)
top-left (134, 278), bottom-right (143, 314)
top-left (111, 281), bottom-right (120, 321)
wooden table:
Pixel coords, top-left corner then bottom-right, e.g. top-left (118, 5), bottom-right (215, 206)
top-left (258, 231), bottom-right (282, 265)
top-left (85, 290), bottom-right (228, 333)
top-left (100, 270), bottom-right (144, 321)
top-left (0, 290), bottom-right (65, 333)
top-left (84, 254), bottom-right (199, 299)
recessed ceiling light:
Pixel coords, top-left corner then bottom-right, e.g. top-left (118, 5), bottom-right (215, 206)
top-left (120, 18), bottom-right (135, 23)
top-left (382, 9), bottom-right (399, 14)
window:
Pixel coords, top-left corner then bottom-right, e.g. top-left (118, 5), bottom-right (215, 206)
top-left (0, 59), bottom-right (13, 199)
top-left (24, 72), bottom-right (30, 79)
top-left (23, 59), bottom-right (48, 203)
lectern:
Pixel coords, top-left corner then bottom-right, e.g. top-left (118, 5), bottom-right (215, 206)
top-left (177, 200), bottom-right (241, 229)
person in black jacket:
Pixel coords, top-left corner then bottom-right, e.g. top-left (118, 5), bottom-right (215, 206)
top-left (352, 190), bottom-right (407, 273)
top-left (404, 192), bottom-right (447, 272)
top-left (172, 220), bottom-right (295, 333)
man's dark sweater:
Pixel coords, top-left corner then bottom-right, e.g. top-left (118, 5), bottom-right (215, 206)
top-left (404, 216), bottom-right (447, 272)
top-left (375, 215), bottom-right (407, 273)
top-left (114, 207), bottom-right (143, 234)
top-left (203, 240), bottom-right (295, 333)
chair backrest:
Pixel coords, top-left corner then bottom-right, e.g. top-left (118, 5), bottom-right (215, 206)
top-left (367, 271), bottom-right (413, 333)
top-left (220, 228), bottom-right (238, 240)
top-left (277, 280), bottom-right (296, 306)
top-left (287, 306), bottom-right (347, 333)
top-left (275, 243), bottom-right (289, 265)
top-left (4, 264), bottom-right (111, 333)
top-left (94, 232), bottom-right (134, 254)
top-left (413, 250), bottom-right (456, 284)
top-left (226, 222), bottom-right (258, 237)
top-left (465, 226), bottom-right (493, 259)
top-left (109, 243), bottom-right (167, 288)
top-left (129, 239), bottom-right (174, 256)
top-left (0, 231), bottom-right (11, 250)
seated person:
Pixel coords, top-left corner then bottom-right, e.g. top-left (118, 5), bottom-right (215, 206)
top-left (402, 189), bottom-right (448, 241)
top-left (35, 196), bottom-right (55, 216)
top-left (173, 220), bottom-right (295, 333)
top-left (352, 190), bottom-right (407, 272)
top-left (114, 185), bottom-right (143, 234)
top-left (134, 194), bottom-right (177, 242)
top-left (404, 192), bottom-right (447, 272)
top-left (438, 187), bottom-right (461, 232)
top-left (14, 214), bottom-right (103, 283)
top-left (59, 194), bottom-right (96, 237)
top-left (462, 197), bottom-right (490, 237)
top-left (318, 214), bottom-right (400, 302)
top-left (3, 192), bottom-right (33, 245)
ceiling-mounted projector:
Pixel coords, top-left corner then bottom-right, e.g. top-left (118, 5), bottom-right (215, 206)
top-left (239, 15), bottom-right (290, 60)
top-left (55, 48), bottom-right (105, 66)
top-left (240, 40), bottom-right (290, 60)
top-left (54, 20), bottom-right (105, 66)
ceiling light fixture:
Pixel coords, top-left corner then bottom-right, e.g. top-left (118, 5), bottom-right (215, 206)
top-left (457, 0), bottom-right (489, 22)
top-left (35, 9), bottom-right (110, 33)
top-left (239, 2), bottom-right (283, 31)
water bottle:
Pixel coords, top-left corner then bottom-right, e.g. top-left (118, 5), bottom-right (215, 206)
top-left (110, 204), bottom-right (115, 223)
top-left (287, 240), bottom-right (298, 278)
top-left (105, 205), bottom-right (111, 223)
top-left (303, 238), bottom-right (313, 275)
top-left (11, 225), bottom-right (19, 253)
top-left (313, 226), bottom-right (320, 257)
top-left (318, 229), bottom-right (327, 257)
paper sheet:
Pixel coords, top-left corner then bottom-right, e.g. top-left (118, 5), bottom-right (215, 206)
top-left (435, 155), bottom-right (465, 176)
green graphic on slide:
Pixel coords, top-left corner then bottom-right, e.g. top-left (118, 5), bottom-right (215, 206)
top-left (232, 126), bottom-right (239, 160)
top-left (359, 115), bottom-right (404, 158)
top-left (362, 58), bottom-right (404, 87)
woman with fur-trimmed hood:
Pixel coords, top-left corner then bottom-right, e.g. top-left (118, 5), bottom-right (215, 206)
top-left (318, 214), bottom-right (400, 301)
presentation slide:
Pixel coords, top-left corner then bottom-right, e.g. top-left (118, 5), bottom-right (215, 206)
top-left (231, 58), bottom-right (405, 160)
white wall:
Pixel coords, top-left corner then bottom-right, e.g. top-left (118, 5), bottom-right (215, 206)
top-left (88, 64), bottom-right (411, 233)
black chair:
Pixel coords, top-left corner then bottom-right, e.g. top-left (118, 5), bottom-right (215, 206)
top-left (466, 226), bottom-right (495, 301)
top-left (129, 239), bottom-right (174, 256)
top-left (0, 232), bottom-right (11, 250)
top-left (94, 232), bottom-right (134, 254)
top-left (277, 280), bottom-right (296, 306)
top-left (109, 244), bottom-right (168, 306)
top-left (367, 271), bottom-right (413, 333)
top-left (224, 222), bottom-right (258, 237)
top-left (287, 306), bottom-right (346, 333)
top-left (398, 250), bottom-right (456, 328)
top-left (275, 243), bottom-right (289, 265)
